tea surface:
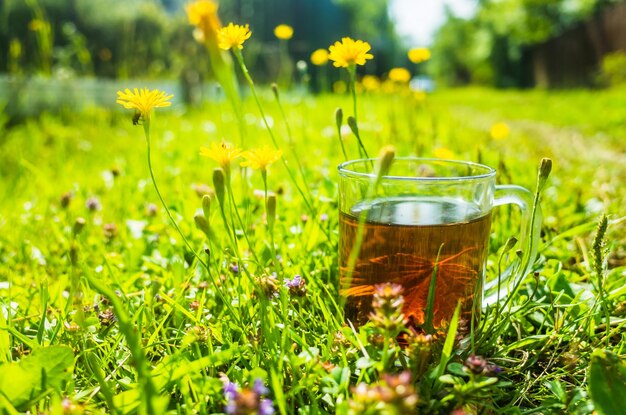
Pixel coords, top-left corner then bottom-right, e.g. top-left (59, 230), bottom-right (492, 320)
top-left (339, 197), bottom-right (491, 330)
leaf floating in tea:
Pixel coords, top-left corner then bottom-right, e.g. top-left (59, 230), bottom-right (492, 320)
top-left (343, 249), bottom-right (477, 327)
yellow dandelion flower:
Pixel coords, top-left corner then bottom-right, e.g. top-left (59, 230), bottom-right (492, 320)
top-left (310, 48), bottom-right (329, 66)
top-left (413, 89), bottom-right (427, 102)
top-left (186, 0), bottom-right (221, 43)
top-left (388, 67), bottom-right (411, 83)
top-left (328, 37), bottom-right (374, 68)
top-left (490, 122), bottom-right (510, 141)
top-left (381, 79), bottom-right (396, 94)
top-left (116, 88), bottom-right (173, 121)
top-left (274, 24), bottom-right (293, 40)
top-left (28, 19), bottom-right (49, 32)
top-left (433, 147), bottom-right (454, 160)
top-left (241, 147), bottom-right (283, 171)
top-left (218, 23), bottom-right (251, 50)
top-left (361, 75), bottom-right (380, 92)
top-left (408, 47), bottom-right (431, 64)
top-left (200, 142), bottom-right (242, 172)
top-left (333, 80), bottom-right (348, 94)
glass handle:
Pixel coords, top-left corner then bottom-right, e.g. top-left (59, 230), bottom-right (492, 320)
top-left (485, 185), bottom-right (542, 299)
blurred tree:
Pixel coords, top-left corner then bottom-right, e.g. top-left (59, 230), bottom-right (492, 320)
top-left (0, 0), bottom-right (403, 81)
top-left (431, 0), bottom-right (624, 87)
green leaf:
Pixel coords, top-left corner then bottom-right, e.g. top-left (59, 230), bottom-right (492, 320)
top-left (0, 345), bottom-right (74, 410)
top-left (589, 349), bottom-right (626, 415)
top-left (431, 301), bottom-right (461, 383)
top-left (0, 310), bottom-right (10, 364)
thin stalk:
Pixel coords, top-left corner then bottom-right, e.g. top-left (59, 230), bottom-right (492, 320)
top-left (348, 66), bottom-right (370, 160)
top-left (232, 49), bottom-right (330, 241)
top-left (226, 179), bottom-right (260, 264)
top-left (262, 170), bottom-right (278, 273)
top-left (272, 85), bottom-right (311, 199)
top-left (335, 112), bottom-right (349, 161)
top-left (142, 121), bottom-right (241, 326)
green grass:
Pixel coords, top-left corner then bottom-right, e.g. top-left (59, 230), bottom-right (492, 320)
top-left (0, 86), bottom-right (625, 414)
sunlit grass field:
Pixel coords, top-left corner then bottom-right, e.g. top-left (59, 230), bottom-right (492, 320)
top-left (0, 86), bottom-right (625, 414)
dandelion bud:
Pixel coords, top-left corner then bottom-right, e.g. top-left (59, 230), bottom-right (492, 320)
top-left (73, 217), bottom-right (86, 236)
top-left (376, 145), bottom-right (396, 179)
top-left (267, 194), bottom-right (277, 232)
top-left (103, 223), bottom-right (118, 240)
top-left (212, 168), bottom-right (226, 208)
top-left (194, 210), bottom-right (211, 237)
top-left (60, 191), bottom-right (73, 208)
top-left (86, 196), bottom-right (101, 212)
top-left (503, 236), bottom-right (518, 252)
top-left (335, 108), bottom-right (343, 129)
top-left (69, 242), bottom-right (79, 266)
top-left (202, 194), bottom-right (211, 219)
top-left (347, 115), bottom-right (359, 136)
top-left (271, 83), bottom-right (279, 100)
top-left (537, 158), bottom-right (552, 192)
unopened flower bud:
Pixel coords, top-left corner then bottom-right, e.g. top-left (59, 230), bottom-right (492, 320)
top-left (202, 194), bottom-right (211, 219)
top-left (73, 217), bottom-right (86, 236)
top-left (69, 242), bottom-right (79, 265)
top-left (103, 223), bottom-right (117, 240)
top-left (267, 194), bottom-right (277, 231)
top-left (271, 83), bottom-right (279, 100)
top-left (194, 210), bottom-right (211, 237)
top-left (347, 115), bottom-right (359, 136)
top-left (537, 158), bottom-right (552, 192)
top-left (503, 236), bottom-right (518, 252)
top-left (60, 192), bottom-right (73, 208)
top-left (212, 168), bottom-right (226, 208)
top-left (376, 145), bottom-right (396, 179)
top-left (335, 108), bottom-right (343, 129)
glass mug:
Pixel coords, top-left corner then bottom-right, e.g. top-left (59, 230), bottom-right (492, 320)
top-left (338, 158), bottom-right (541, 331)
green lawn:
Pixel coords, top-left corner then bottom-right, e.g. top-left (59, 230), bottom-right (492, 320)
top-left (0, 86), bottom-right (624, 414)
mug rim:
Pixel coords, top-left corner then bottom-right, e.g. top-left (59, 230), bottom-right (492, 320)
top-left (337, 157), bottom-right (496, 182)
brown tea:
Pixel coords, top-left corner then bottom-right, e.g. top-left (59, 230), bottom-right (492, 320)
top-left (339, 197), bottom-right (491, 330)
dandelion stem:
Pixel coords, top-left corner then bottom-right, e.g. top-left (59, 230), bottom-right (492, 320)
top-left (226, 179), bottom-right (260, 264)
top-left (142, 121), bottom-right (241, 326)
top-left (348, 66), bottom-right (370, 161)
top-left (272, 84), bottom-right (311, 200)
top-left (262, 170), bottom-right (278, 273)
top-left (232, 49), bottom-right (330, 241)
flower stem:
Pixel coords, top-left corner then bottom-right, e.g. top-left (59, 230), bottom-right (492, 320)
top-left (142, 121), bottom-right (241, 325)
top-left (226, 178), bottom-right (260, 264)
top-left (272, 84), bottom-right (311, 200)
top-left (262, 170), bottom-right (278, 273)
top-left (232, 49), bottom-right (330, 241)
top-left (348, 66), bottom-right (370, 160)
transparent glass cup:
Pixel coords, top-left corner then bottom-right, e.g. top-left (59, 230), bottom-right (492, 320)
top-left (338, 158), bottom-right (541, 331)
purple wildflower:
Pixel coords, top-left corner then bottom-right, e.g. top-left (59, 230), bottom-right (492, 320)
top-left (146, 203), bottom-right (158, 217)
top-left (259, 399), bottom-right (275, 415)
top-left (285, 274), bottom-right (306, 296)
top-left (223, 378), bottom-right (274, 415)
top-left (253, 378), bottom-right (269, 395)
top-left (464, 355), bottom-right (489, 375)
top-left (319, 213), bottom-right (328, 222)
top-left (485, 363), bottom-right (503, 377)
top-left (230, 263), bottom-right (240, 274)
top-left (86, 196), bottom-right (101, 211)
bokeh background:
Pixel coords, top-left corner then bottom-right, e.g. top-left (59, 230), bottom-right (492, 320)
top-left (1, 0), bottom-right (625, 117)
